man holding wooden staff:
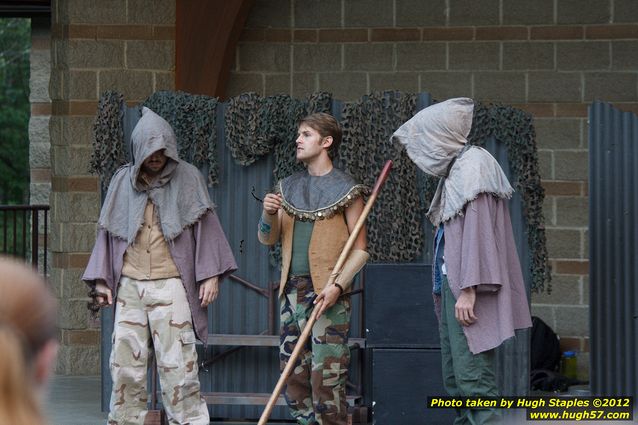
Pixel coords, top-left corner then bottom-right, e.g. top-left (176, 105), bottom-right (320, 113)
top-left (258, 112), bottom-right (369, 425)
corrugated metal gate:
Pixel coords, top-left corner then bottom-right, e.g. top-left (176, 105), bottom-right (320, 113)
top-left (589, 101), bottom-right (638, 401)
top-left (99, 93), bottom-right (533, 421)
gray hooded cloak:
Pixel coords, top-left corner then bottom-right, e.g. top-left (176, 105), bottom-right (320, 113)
top-left (98, 107), bottom-right (214, 243)
top-left (83, 107), bottom-right (237, 343)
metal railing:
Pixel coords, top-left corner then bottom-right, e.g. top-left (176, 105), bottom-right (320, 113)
top-left (0, 204), bottom-right (49, 273)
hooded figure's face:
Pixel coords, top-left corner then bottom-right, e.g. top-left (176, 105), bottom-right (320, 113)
top-left (130, 107), bottom-right (180, 190)
top-left (142, 149), bottom-right (168, 177)
top-left (392, 97), bottom-right (474, 177)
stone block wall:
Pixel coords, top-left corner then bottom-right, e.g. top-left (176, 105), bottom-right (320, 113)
top-left (227, 0), bottom-right (638, 379)
top-left (29, 17), bottom-right (53, 276)
top-left (48, 0), bottom-right (175, 374)
top-left (30, 18), bottom-right (52, 208)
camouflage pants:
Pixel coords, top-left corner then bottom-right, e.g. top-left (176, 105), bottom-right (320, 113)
top-left (280, 276), bottom-right (351, 425)
top-left (108, 276), bottom-right (209, 425)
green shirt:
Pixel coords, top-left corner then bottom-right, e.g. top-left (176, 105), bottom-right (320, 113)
top-left (290, 220), bottom-right (314, 276)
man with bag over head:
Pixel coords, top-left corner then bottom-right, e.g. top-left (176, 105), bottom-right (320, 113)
top-left (393, 98), bottom-right (532, 425)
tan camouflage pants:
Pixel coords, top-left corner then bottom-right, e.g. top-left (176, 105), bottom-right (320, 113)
top-left (108, 277), bottom-right (209, 425)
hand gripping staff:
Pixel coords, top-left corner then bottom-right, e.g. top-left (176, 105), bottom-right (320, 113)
top-left (258, 160), bottom-right (393, 425)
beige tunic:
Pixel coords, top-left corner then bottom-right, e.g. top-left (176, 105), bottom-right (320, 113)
top-left (121, 201), bottom-right (180, 280)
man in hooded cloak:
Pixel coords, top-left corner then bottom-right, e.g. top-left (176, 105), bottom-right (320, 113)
top-left (83, 107), bottom-right (237, 425)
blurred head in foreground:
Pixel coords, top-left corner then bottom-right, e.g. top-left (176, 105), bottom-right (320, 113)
top-left (0, 256), bottom-right (58, 425)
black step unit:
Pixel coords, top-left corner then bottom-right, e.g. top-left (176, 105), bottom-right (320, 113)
top-left (364, 263), bottom-right (439, 349)
top-left (369, 348), bottom-right (455, 425)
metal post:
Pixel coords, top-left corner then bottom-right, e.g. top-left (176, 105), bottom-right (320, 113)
top-left (31, 208), bottom-right (39, 268)
top-left (43, 208), bottom-right (48, 274)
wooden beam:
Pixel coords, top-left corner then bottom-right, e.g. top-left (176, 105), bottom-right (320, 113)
top-left (176, 0), bottom-right (254, 98)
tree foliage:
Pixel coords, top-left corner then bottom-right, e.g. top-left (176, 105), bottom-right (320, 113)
top-left (0, 18), bottom-right (30, 204)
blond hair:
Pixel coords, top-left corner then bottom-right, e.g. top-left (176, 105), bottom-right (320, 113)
top-left (0, 257), bottom-right (57, 425)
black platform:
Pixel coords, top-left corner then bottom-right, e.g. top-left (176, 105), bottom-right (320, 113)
top-left (363, 263), bottom-right (455, 424)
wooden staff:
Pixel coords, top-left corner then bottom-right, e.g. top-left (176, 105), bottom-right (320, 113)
top-left (258, 160), bottom-right (393, 425)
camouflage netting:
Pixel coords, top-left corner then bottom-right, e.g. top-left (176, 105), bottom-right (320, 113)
top-left (468, 102), bottom-right (551, 293)
top-left (90, 90), bottom-right (219, 187)
top-left (224, 92), bottom-right (333, 265)
top-left (339, 91), bottom-right (424, 262)
top-left (91, 91), bottom-right (550, 291)
top-left (144, 91), bottom-right (219, 185)
top-left (225, 91), bottom-right (333, 181)
top-left (90, 91), bottom-right (126, 191)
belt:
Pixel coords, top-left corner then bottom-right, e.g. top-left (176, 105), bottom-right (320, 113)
top-left (289, 274), bottom-right (310, 279)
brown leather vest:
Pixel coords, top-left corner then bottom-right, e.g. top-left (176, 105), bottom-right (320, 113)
top-left (279, 212), bottom-right (349, 297)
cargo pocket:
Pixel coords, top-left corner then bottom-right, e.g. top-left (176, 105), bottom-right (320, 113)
top-left (179, 329), bottom-right (196, 346)
top-left (179, 329), bottom-right (199, 377)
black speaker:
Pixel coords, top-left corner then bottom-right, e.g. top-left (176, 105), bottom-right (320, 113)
top-left (364, 263), bottom-right (439, 348)
top-left (369, 348), bottom-right (455, 425)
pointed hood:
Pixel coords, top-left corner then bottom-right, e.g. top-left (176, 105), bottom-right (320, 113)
top-left (130, 107), bottom-right (180, 191)
top-left (98, 107), bottom-right (214, 243)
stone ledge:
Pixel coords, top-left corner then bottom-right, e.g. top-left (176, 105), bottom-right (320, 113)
top-left (552, 259), bottom-right (589, 275)
top-left (555, 103), bottom-right (588, 117)
top-left (422, 27), bottom-right (474, 41)
top-left (531, 25), bottom-right (584, 40)
top-left (510, 103), bottom-right (555, 117)
top-left (586, 24), bottom-right (638, 39)
top-left (475, 26), bottom-right (528, 40)
top-left (239, 24), bottom-right (638, 43)
top-left (51, 100), bottom-right (97, 117)
top-left (52, 252), bottom-right (91, 269)
top-left (51, 176), bottom-right (99, 192)
top-left (61, 329), bottom-right (100, 346)
top-left (486, 102), bottom-right (631, 118)
top-left (31, 168), bottom-right (52, 183)
top-left (97, 24), bottom-right (152, 39)
top-left (52, 24), bottom-right (176, 41)
top-left (542, 180), bottom-right (586, 197)
top-left (370, 28), bottom-right (420, 42)
top-left (320, 29), bottom-right (368, 43)
top-left (152, 25), bottom-right (175, 40)
top-left (263, 29), bottom-right (292, 43)
top-left (293, 29), bottom-right (317, 43)
top-left (560, 336), bottom-right (589, 352)
top-left (31, 102), bottom-right (52, 116)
